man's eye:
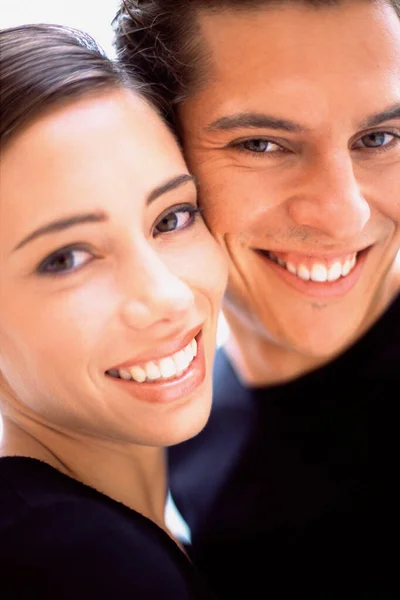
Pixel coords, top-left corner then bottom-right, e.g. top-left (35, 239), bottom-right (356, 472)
top-left (38, 247), bottom-right (92, 275)
top-left (153, 206), bottom-right (200, 235)
top-left (354, 132), bottom-right (398, 149)
top-left (235, 139), bottom-right (284, 153)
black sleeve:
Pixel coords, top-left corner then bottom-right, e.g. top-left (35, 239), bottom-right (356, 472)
top-left (0, 502), bottom-right (212, 600)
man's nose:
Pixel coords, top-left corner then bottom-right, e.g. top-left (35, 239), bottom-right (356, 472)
top-left (288, 153), bottom-right (371, 240)
top-left (119, 247), bottom-right (195, 332)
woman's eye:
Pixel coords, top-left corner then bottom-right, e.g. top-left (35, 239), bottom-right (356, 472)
top-left (154, 206), bottom-right (200, 235)
top-left (235, 139), bottom-right (283, 153)
top-left (354, 132), bottom-right (397, 149)
top-left (38, 247), bottom-right (92, 275)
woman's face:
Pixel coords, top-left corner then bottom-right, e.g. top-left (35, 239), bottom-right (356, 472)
top-left (0, 90), bottom-right (227, 447)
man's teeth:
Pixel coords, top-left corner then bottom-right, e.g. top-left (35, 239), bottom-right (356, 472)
top-left (267, 252), bottom-right (358, 282)
top-left (110, 337), bottom-right (198, 383)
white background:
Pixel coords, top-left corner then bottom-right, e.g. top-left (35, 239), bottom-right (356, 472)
top-left (0, 0), bottom-right (120, 57)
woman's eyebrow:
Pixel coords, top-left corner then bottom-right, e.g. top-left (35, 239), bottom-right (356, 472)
top-left (12, 174), bottom-right (197, 253)
top-left (146, 173), bottom-right (196, 205)
top-left (13, 212), bottom-right (108, 252)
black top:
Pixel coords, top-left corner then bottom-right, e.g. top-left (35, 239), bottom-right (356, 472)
top-left (169, 294), bottom-right (400, 599)
top-left (0, 457), bottom-right (216, 599)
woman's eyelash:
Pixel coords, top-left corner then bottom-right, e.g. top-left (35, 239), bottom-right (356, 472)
top-left (153, 205), bottom-right (203, 236)
top-left (37, 245), bottom-right (93, 276)
top-left (36, 206), bottom-right (203, 276)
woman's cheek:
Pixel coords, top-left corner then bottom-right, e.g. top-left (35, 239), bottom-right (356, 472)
top-left (33, 277), bottom-right (119, 359)
top-left (183, 234), bottom-right (228, 300)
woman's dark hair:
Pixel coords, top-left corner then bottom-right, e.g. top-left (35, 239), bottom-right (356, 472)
top-left (0, 23), bottom-right (147, 149)
top-left (113, 0), bottom-right (400, 122)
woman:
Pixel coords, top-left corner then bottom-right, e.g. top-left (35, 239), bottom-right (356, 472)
top-left (0, 24), bottom-right (227, 598)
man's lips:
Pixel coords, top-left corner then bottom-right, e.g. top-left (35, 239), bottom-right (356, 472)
top-left (257, 248), bottom-right (365, 266)
top-left (255, 246), bottom-right (371, 279)
top-left (254, 246), bottom-right (371, 298)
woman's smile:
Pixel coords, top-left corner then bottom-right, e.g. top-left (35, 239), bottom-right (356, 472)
top-left (107, 328), bottom-right (200, 382)
top-left (106, 331), bottom-right (206, 405)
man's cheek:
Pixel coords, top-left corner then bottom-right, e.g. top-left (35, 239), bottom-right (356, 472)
top-left (203, 210), bottom-right (231, 243)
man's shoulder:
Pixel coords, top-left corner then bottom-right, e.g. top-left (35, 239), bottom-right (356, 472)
top-left (212, 346), bottom-right (250, 406)
top-left (351, 290), bottom-right (400, 374)
top-left (168, 349), bottom-right (257, 530)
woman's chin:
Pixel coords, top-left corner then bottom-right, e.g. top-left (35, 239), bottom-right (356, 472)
top-left (164, 396), bottom-right (212, 447)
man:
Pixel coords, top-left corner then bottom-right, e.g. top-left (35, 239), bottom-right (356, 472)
top-left (114, 1), bottom-right (400, 597)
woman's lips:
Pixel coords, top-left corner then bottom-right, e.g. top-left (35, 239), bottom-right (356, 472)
top-left (108, 336), bottom-right (198, 383)
top-left (255, 246), bottom-right (371, 299)
top-left (105, 331), bottom-right (207, 404)
top-left (110, 324), bottom-right (202, 372)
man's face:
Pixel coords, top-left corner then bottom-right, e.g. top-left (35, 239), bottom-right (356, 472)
top-left (179, 0), bottom-right (400, 358)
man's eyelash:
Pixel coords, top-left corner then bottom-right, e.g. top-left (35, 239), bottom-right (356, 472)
top-left (354, 130), bottom-right (400, 152)
top-left (228, 139), bottom-right (288, 157)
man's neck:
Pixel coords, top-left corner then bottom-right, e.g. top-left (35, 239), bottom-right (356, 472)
top-left (223, 319), bottom-right (327, 387)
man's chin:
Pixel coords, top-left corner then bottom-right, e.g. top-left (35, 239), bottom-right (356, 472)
top-left (263, 313), bottom-right (364, 363)
top-left (223, 290), bottom-right (374, 366)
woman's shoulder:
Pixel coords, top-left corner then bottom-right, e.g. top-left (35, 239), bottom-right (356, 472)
top-left (0, 456), bottom-right (214, 599)
top-left (0, 456), bottom-right (160, 549)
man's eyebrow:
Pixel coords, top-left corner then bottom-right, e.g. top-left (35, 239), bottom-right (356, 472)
top-left (360, 103), bottom-right (400, 128)
top-left (147, 173), bottom-right (196, 204)
top-left (206, 112), bottom-right (306, 133)
top-left (13, 212), bottom-right (108, 252)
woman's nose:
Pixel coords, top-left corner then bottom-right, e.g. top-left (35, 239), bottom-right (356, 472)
top-left (119, 248), bottom-right (195, 331)
top-left (288, 154), bottom-right (371, 240)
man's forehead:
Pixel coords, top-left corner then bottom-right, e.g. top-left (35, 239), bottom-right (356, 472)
top-left (195, 0), bottom-right (399, 68)
top-left (182, 0), bottom-right (400, 130)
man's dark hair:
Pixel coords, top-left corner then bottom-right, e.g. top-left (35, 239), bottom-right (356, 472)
top-left (113, 0), bottom-right (400, 123)
top-left (0, 23), bottom-right (147, 149)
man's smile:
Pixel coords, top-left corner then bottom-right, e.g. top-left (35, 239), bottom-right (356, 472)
top-left (253, 246), bottom-right (372, 299)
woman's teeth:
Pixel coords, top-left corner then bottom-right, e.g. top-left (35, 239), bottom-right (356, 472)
top-left (267, 251), bottom-right (358, 282)
top-left (109, 337), bottom-right (198, 383)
